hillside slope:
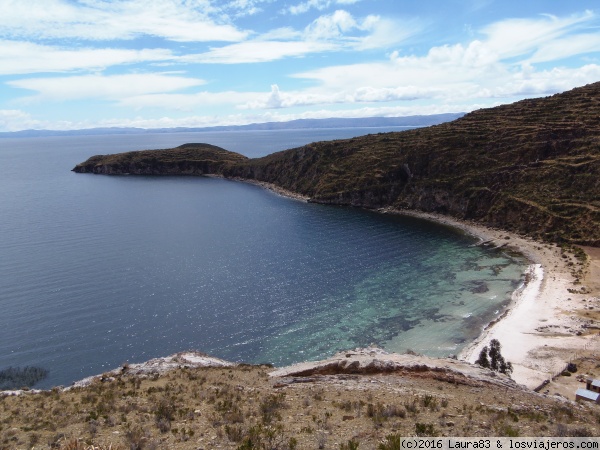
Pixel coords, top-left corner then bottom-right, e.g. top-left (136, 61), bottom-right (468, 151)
top-left (2, 350), bottom-right (598, 448)
top-left (73, 143), bottom-right (247, 176)
top-left (73, 83), bottom-right (600, 245)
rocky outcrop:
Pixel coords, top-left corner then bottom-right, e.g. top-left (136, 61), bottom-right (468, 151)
top-left (2, 351), bottom-right (236, 395)
top-left (72, 143), bottom-right (247, 175)
top-left (270, 347), bottom-right (520, 390)
top-left (68, 351), bottom-right (235, 390)
top-left (3, 348), bottom-right (518, 396)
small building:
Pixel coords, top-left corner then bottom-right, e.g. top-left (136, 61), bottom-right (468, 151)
top-left (576, 388), bottom-right (600, 404)
top-left (586, 378), bottom-right (600, 393)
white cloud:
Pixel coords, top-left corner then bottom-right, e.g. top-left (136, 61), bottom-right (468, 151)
top-left (292, 52), bottom-right (600, 105)
top-left (0, 40), bottom-right (175, 75)
top-left (354, 15), bottom-right (420, 50)
top-left (223, 0), bottom-right (272, 17)
top-left (303, 10), bottom-right (414, 49)
top-left (488, 64), bottom-right (600, 98)
top-left (481, 11), bottom-right (596, 61)
top-left (9, 74), bottom-right (206, 102)
top-left (118, 90), bottom-right (261, 111)
top-left (241, 84), bottom-right (440, 109)
top-left (527, 33), bottom-right (600, 64)
top-left (282, 11), bottom-right (600, 107)
top-left (265, 84), bottom-right (285, 108)
top-left (287, 0), bottom-right (362, 15)
top-left (188, 11), bottom-right (419, 63)
top-left (0, 0), bottom-right (247, 42)
top-left (241, 84), bottom-right (330, 109)
top-left (186, 39), bottom-right (336, 63)
top-left (304, 10), bottom-right (358, 39)
top-left (2, 6), bottom-right (600, 132)
top-left (0, 109), bottom-right (44, 131)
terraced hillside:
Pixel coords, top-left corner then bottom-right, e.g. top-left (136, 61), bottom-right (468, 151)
top-left (73, 83), bottom-right (600, 245)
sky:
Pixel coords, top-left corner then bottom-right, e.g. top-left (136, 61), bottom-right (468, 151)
top-left (1, 0), bottom-right (600, 132)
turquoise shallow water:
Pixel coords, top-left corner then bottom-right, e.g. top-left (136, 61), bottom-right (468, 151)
top-left (0, 130), bottom-right (526, 388)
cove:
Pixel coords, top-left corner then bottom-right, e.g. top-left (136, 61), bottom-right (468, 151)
top-left (0, 132), bottom-right (526, 388)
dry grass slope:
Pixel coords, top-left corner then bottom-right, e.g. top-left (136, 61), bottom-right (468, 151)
top-left (2, 363), bottom-right (599, 450)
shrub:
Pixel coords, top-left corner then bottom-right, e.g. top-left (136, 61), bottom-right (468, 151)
top-left (475, 339), bottom-right (513, 375)
top-left (225, 424), bottom-right (245, 443)
top-left (378, 434), bottom-right (402, 450)
top-left (497, 423), bottom-right (520, 437)
top-left (415, 423), bottom-right (438, 437)
top-left (124, 426), bottom-right (147, 450)
top-left (260, 393), bottom-right (286, 424)
top-left (341, 439), bottom-right (360, 450)
top-left (235, 424), bottom-right (291, 450)
top-left (153, 395), bottom-right (176, 432)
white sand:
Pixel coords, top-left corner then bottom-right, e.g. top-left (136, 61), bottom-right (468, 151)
top-left (387, 209), bottom-right (599, 390)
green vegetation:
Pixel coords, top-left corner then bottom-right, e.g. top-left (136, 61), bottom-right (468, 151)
top-left (475, 339), bottom-right (513, 375)
top-left (378, 434), bottom-right (402, 450)
top-left (415, 422), bottom-right (438, 437)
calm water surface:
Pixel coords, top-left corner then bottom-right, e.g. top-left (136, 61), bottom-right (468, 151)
top-left (0, 129), bottom-right (526, 388)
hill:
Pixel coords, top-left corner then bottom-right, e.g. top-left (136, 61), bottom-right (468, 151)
top-left (74, 83), bottom-right (600, 246)
top-left (1, 350), bottom-right (598, 449)
top-left (0, 114), bottom-right (462, 138)
top-left (73, 143), bottom-right (248, 175)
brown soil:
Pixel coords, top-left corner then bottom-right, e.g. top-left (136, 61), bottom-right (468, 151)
top-left (2, 361), bottom-right (599, 450)
top-left (548, 246), bottom-right (600, 399)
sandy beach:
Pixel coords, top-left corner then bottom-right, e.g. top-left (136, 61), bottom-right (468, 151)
top-left (388, 208), bottom-right (600, 391)
top-left (239, 181), bottom-right (600, 391)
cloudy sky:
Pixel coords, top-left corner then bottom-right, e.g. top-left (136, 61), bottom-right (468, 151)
top-left (1, 0), bottom-right (600, 132)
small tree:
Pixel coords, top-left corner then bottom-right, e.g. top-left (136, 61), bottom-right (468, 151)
top-left (475, 345), bottom-right (490, 368)
top-left (475, 339), bottom-right (513, 375)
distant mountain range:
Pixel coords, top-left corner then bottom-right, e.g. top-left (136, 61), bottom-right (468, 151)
top-left (0, 114), bottom-right (464, 138)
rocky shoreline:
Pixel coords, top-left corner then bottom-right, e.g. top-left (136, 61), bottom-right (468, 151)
top-left (0, 347), bottom-right (525, 397)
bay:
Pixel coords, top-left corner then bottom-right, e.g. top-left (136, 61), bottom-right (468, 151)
top-left (0, 128), bottom-right (526, 388)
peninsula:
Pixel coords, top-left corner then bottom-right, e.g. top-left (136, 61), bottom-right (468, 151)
top-left (74, 82), bottom-right (600, 246)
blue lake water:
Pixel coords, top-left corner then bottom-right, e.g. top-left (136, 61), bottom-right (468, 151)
top-left (0, 128), bottom-right (526, 388)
